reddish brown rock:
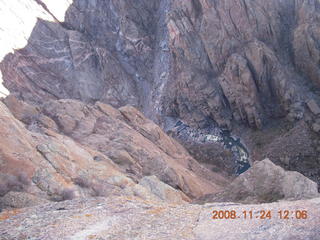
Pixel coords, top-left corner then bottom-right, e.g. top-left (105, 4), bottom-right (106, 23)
top-left (1, 0), bottom-right (320, 185)
top-left (0, 98), bottom-right (230, 208)
top-left (36, 99), bottom-right (229, 198)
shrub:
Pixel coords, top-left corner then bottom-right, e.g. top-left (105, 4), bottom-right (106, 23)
top-left (61, 188), bottom-right (75, 201)
top-left (0, 173), bottom-right (31, 196)
top-left (0, 183), bottom-right (9, 197)
top-left (91, 184), bottom-right (105, 197)
top-left (6, 175), bottom-right (23, 191)
top-left (74, 177), bottom-right (91, 188)
top-left (17, 172), bottom-right (31, 186)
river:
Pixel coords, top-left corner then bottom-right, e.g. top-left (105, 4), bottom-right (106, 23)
top-left (170, 120), bottom-right (251, 175)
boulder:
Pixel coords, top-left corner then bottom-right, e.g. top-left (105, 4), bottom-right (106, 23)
top-left (247, 120), bottom-right (320, 188)
top-left (197, 159), bottom-right (319, 204)
top-left (307, 99), bottom-right (320, 115)
top-left (139, 176), bottom-right (188, 204)
top-left (0, 192), bottom-right (49, 209)
top-left (312, 123), bottom-right (320, 133)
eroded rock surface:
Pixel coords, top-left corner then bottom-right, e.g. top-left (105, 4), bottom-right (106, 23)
top-left (0, 2), bottom-right (320, 237)
top-left (0, 97), bottom-right (229, 209)
top-left (197, 159), bottom-right (319, 204)
top-left (2, 0), bottom-right (318, 127)
top-left (0, 196), bottom-right (319, 240)
top-left (1, 0), bottom-right (320, 186)
top-left (139, 175), bottom-right (188, 204)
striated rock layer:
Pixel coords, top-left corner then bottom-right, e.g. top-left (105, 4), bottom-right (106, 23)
top-left (0, 96), bottom-right (230, 210)
top-left (0, 2), bottom-right (319, 238)
top-left (1, 0), bottom-right (320, 183)
top-left (1, 0), bottom-right (319, 126)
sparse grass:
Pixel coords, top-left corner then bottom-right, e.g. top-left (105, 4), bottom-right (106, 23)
top-left (91, 183), bottom-right (105, 197)
top-left (61, 188), bottom-right (75, 201)
top-left (17, 172), bottom-right (31, 186)
top-left (74, 176), bottom-right (105, 197)
top-left (74, 176), bottom-right (91, 188)
top-left (0, 183), bottom-right (9, 197)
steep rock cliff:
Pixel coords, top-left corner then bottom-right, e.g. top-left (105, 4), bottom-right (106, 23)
top-left (1, 0), bottom-right (320, 184)
top-left (0, 96), bottom-right (230, 208)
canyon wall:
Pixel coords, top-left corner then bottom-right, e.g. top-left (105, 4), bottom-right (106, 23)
top-left (1, 0), bottom-right (320, 185)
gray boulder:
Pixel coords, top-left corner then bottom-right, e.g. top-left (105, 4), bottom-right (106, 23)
top-left (0, 192), bottom-right (49, 209)
top-left (197, 158), bottom-right (319, 204)
top-left (139, 175), bottom-right (188, 204)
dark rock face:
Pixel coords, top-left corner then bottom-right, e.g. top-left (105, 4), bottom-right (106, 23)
top-left (1, 18), bottom-right (140, 107)
top-left (1, 0), bottom-right (320, 183)
top-left (2, 0), bottom-right (318, 126)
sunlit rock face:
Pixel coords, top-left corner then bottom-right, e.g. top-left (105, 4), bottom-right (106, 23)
top-left (0, 96), bottom-right (230, 208)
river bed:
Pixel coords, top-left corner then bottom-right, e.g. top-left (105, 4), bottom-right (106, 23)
top-left (169, 120), bottom-right (251, 175)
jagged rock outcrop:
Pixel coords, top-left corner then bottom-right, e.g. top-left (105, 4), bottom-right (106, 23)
top-left (241, 120), bottom-right (320, 189)
top-left (138, 175), bottom-right (187, 204)
top-left (0, 2), bottom-right (320, 238)
top-left (293, 4), bottom-right (320, 88)
top-left (0, 96), bottom-right (229, 209)
top-left (1, 196), bottom-right (319, 240)
top-left (197, 159), bottom-right (319, 204)
top-left (1, 0), bottom-right (320, 184)
top-left (1, 0), bottom-right (318, 127)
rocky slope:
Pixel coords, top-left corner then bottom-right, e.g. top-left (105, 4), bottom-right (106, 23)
top-left (1, 196), bottom-right (320, 240)
top-left (0, 0), bottom-right (320, 239)
top-left (0, 94), bottom-right (318, 205)
top-left (196, 159), bottom-right (319, 204)
top-left (0, 96), bottom-right (232, 209)
top-left (1, 0), bottom-right (320, 184)
top-left (0, 95), bottom-right (319, 239)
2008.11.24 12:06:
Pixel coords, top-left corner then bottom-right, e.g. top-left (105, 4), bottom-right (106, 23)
top-left (212, 210), bottom-right (308, 220)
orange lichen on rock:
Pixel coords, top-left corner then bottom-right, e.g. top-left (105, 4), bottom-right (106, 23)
top-left (0, 209), bottom-right (22, 221)
top-left (147, 207), bottom-right (166, 215)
